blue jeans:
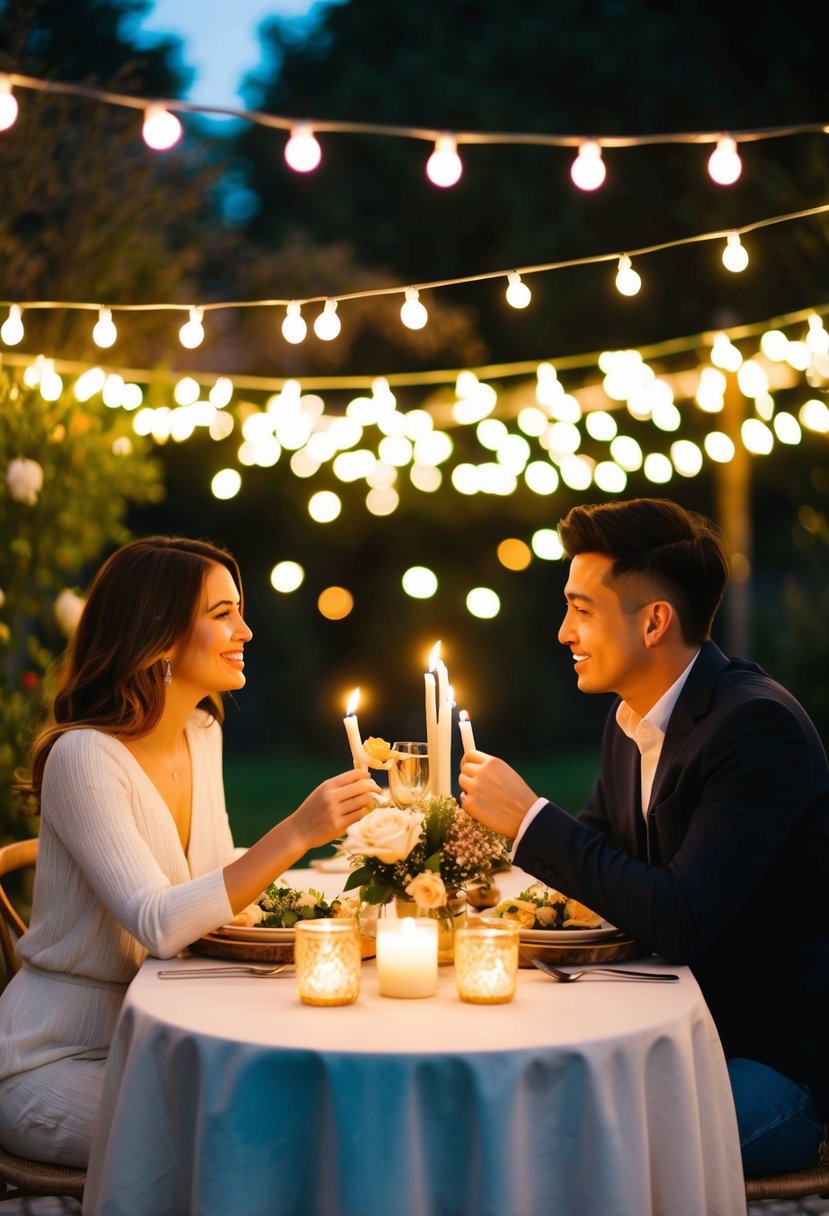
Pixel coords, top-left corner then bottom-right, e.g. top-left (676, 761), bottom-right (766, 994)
top-left (729, 1057), bottom-right (824, 1175)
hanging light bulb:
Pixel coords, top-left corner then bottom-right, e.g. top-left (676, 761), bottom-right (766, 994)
top-left (0, 304), bottom-right (24, 345)
top-left (570, 140), bottom-right (606, 191)
top-left (0, 74), bottom-right (18, 131)
top-left (615, 255), bottom-right (641, 297)
top-left (281, 301), bottom-right (307, 344)
top-left (505, 273), bottom-right (531, 309)
top-left (721, 232), bottom-right (749, 273)
top-left (426, 135), bottom-right (463, 188)
top-left (92, 307), bottom-right (117, 349)
top-left (313, 299), bottom-right (341, 340)
top-left (142, 104), bottom-right (183, 151)
top-left (178, 306), bottom-right (205, 348)
top-left (284, 123), bottom-right (322, 173)
top-left (707, 136), bottom-right (742, 186)
top-left (400, 287), bottom-right (428, 330)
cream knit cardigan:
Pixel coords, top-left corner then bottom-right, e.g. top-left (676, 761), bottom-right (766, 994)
top-left (0, 710), bottom-right (235, 1081)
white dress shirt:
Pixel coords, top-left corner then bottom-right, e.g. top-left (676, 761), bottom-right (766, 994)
top-left (512, 650), bottom-right (700, 855)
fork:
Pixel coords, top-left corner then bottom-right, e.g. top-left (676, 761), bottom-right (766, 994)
top-left (532, 957), bottom-right (678, 983)
top-left (157, 964), bottom-right (291, 979)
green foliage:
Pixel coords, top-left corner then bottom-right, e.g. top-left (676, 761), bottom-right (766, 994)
top-left (0, 369), bottom-right (164, 841)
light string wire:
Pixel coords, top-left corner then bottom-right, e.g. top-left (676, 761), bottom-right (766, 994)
top-left (5, 71), bottom-right (829, 147)
top-left (2, 201), bottom-right (828, 318)
top-left (2, 300), bottom-right (827, 393)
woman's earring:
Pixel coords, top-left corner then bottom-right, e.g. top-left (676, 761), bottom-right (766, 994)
top-left (164, 658), bottom-right (172, 686)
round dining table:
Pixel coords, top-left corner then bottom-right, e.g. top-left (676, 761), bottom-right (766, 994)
top-left (83, 867), bottom-right (746, 1216)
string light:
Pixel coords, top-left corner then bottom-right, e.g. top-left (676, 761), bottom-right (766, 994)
top-left (92, 307), bottom-right (117, 349)
top-left (0, 74), bottom-right (18, 131)
top-left (615, 255), bottom-right (641, 297)
top-left (505, 273), bottom-right (531, 309)
top-left (707, 136), bottom-right (742, 185)
top-left (282, 302), bottom-right (307, 344)
top-left (313, 299), bottom-right (341, 340)
top-left (178, 306), bottom-right (204, 349)
top-left (284, 123), bottom-right (322, 173)
top-left (0, 304), bottom-right (24, 345)
top-left (142, 103), bottom-right (182, 151)
top-left (400, 287), bottom-right (428, 330)
top-left (425, 135), bottom-right (463, 187)
top-left (570, 140), bottom-right (606, 191)
top-left (722, 232), bottom-right (749, 272)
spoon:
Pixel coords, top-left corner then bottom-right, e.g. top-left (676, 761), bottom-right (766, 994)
top-left (532, 957), bottom-right (678, 983)
top-left (157, 964), bottom-right (291, 979)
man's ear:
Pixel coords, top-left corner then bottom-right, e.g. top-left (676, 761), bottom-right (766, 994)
top-left (644, 600), bottom-right (674, 645)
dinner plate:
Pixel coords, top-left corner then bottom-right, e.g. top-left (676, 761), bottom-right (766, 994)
top-left (215, 925), bottom-right (295, 943)
top-left (518, 923), bottom-right (624, 945)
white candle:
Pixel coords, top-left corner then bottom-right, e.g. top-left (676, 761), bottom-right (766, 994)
top-left (376, 918), bottom-right (439, 998)
top-left (424, 668), bottom-right (438, 797)
top-left (438, 684), bottom-right (453, 798)
top-left (343, 688), bottom-right (368, 770)
top-left (458, 709), bottom-right (476, 753)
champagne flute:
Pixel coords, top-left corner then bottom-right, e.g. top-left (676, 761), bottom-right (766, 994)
top-left (388, 742), bottom-right (430, 808)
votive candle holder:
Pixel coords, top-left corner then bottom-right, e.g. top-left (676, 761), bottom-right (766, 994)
top-left (454, 923), bottom-right (519, 1004)
top-left (295, 919), bottom-right (361, 1006)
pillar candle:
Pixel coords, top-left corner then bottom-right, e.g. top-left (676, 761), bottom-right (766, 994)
top-left (376, 918), bottom-right (438, 998)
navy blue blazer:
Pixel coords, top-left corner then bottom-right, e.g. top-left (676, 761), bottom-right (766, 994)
top-left (515, 641), bottom-right (829, 1116)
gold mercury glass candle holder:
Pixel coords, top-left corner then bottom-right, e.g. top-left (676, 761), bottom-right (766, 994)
top-left (294, 919), bottom-right (361, 1006)
top-left (454, 923), bottom-right (519, 1004)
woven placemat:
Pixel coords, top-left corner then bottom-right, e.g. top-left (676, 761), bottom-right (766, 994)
top-left (518, 936), bottom-right (643, 968)
top-left (188, 931), bottom-right (376, 963)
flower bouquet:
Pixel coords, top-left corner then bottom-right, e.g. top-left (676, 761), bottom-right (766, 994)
top-left (341, 795), bottom-right (511, 912)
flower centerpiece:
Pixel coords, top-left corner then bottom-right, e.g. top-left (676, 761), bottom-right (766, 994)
top-left (340, 792), bottom-right (511, 960)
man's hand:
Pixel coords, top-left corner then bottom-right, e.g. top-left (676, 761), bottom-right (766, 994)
top-left (458, 751), bottom-right (538, 839)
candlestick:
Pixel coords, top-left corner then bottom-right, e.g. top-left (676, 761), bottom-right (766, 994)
top-left (343, 687), bottom-right (368, 770)
top-left (376, 918), bottom-right (438, 998)
top-left (458, 709), bottom-right (476, 753)
top-left (424, 668), bottom-right (438, 797)
top-left (437, 684), bottom-right (452, 798)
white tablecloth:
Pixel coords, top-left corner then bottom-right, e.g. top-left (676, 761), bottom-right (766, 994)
top-left (83, 869), bottom-right (745, 1216)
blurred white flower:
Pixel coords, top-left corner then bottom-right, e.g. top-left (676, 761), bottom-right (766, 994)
top-left (54, 589), bottom-right (85, 637)
top-left (6, 458), bottom-right (44, 505)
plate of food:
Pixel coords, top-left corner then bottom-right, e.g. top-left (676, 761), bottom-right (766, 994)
top-left (487, 882), bottom-right (624, 944)
top-left (517, 923), bottom-right (624, 944)
top-left (214, 924), bottom-right (296, 943)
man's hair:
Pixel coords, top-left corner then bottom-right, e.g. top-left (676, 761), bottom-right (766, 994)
top-left (558, 498), bottom-right (730, 645)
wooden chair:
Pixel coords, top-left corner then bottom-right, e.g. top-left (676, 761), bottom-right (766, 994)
top-left (745, 1124), bottom-right (829, 1202)
top-left (0, 837), bottom-right (87, 1202)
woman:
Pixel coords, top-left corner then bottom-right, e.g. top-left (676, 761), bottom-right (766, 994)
top-left (0, 536), bottom-right (377, 1167)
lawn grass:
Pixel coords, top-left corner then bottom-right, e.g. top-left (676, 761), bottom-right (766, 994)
top-left (224, 748), bottom-right (599, 865)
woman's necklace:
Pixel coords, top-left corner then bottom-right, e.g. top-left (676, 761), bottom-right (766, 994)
top-left (132, 738), bottom-right (188, 782)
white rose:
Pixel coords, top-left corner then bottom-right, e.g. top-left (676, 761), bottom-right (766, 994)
top-left (6, 458), bottom-right (44, 505)
top-left (54, 589), bottom-right (85, 637)
top-left (405, 870), bottom-right (447, 909)
top-left (343, 806), bottom-right (424, 864)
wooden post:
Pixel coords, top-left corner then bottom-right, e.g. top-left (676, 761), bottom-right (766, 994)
top-left (713, 376), bottom-right (752, 656)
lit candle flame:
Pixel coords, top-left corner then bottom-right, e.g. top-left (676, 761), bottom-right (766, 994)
top-left (459, 709), bottom-right (470, 723)
top-left (346, 687), bottom-right (360, 716)
top-left (428, 641), bottom-right (441, 671)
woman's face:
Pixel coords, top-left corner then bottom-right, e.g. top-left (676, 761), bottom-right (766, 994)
top-left (170, 562), bottom-right (253, 697)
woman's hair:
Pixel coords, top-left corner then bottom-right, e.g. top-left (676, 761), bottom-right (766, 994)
top-left (19, 535), bottom-right (243, 803)
top-left (558, 498), bottom-right (730, 645)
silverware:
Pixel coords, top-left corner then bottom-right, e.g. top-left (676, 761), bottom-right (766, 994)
top-left (532, 957), bottom-right (678, 983)
top-left (158, 964), bottom-right (292, 979)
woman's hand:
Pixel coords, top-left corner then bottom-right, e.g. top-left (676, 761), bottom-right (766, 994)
top-left (291, 768), bottom-right (381, 850)
top-left (224, 769), bottom-right (381, 913)
top-left (458, 750), bottom-right (538, 840)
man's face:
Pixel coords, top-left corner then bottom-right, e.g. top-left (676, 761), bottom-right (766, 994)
top-left (558, 552), bottom-right (651, 703)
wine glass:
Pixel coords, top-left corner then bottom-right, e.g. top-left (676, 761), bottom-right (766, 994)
top-left (388, 742), bottom-right (430, 808)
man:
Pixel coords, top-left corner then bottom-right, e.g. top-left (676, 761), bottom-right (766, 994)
top-left (459, 497), bottom-right (829, 1175)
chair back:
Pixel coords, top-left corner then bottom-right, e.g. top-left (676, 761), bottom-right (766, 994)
top-left (0, 837), bottom-right (37, 980)
top-left (745, 1126), bottom-right (829, 1201)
